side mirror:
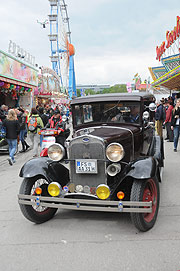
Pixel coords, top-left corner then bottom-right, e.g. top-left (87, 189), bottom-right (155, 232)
top-left (143, 111), bottom-right (149, 120)
top-left (149, 103), bottom-right (156, 112)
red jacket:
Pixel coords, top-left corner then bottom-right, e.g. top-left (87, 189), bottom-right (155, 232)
top-left (48, 116), bottom-right (64, 132)
top-left (165, 105), bottom-right (173, 123)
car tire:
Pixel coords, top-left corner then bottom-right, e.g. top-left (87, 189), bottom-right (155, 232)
top-left (19, 177), bottom-right (57, 224)
top-left (130, 177), bottom-right (160, 232)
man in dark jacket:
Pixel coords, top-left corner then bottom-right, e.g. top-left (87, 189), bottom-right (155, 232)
top-left (38, 107), bottom-right (49, 126)
top-left (155, 99), bottom-right (165, 137)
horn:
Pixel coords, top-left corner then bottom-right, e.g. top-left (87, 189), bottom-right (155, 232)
top-left (106, 163), bottom-right (121, 177)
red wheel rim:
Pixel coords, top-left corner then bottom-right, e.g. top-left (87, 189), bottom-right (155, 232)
top-left (143, 179), bottom-right (157, 223)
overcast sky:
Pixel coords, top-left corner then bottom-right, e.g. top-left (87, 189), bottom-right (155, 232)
top-left (0, 0), bottom-right (180, 85)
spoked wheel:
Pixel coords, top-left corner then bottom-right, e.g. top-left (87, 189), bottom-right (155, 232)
top-left (130, 177), bottom-right (160, 232)
top-left (19, 176), bottom-right (57, 224)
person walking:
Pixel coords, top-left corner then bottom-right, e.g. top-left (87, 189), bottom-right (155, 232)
top-left (164, 100), bottom-right (174, 142)
top-left (28, 108), bottom-right (44, 157)
top-left (38, 107), bottom-right (49, 126)
top-left (38, 107), bottom-right (49, 149)
top-left (171, 99), bottom-right (180, 152)
top-left (3, 109), bottom-right (20, 165)
top-left (155, 99), bottom-right (165, 138)
top-left (18, 108), bottom-right (30, 153)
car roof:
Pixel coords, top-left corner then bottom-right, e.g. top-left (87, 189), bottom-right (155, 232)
top-left (71, 92), bottom-right (155, 105)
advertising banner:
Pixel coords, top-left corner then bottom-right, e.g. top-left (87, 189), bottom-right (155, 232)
top-left (0, 50), bottom-right (38, 86)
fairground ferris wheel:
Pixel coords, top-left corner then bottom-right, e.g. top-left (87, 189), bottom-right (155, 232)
top-left (48, 0), bottom-right (76, 99)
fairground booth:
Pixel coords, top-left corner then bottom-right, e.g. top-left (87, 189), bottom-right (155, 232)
top-left (34, 66), bottom-right (69, 107)
top-left (149, 16), bottom-right (180, 98)
top-left (0, 49), bottom-right (38, 109)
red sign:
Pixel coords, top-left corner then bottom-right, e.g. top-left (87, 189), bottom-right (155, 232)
top-left (156, 16), bottom-right (180, 61)
top-left (39, 92), bottom-right (52, 96)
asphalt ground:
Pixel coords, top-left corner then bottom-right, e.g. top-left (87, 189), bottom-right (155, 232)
top-left (0, 133), bottom-right (180, 271)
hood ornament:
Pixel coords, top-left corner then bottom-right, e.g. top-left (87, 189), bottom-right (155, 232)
top-left (84, 128), bottom-right (90, 134)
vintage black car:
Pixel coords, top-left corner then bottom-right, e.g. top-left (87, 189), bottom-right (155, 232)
top-left (18, 92), bottom-right (163, 231)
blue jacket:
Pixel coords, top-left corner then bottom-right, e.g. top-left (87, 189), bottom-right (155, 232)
top-left (155, 104), bottom-right (163, 121)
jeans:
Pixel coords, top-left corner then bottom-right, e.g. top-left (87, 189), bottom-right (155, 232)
top-left (40, 134), bottom-right (43, 149)
top-left (29, 133), bottom-right (40, 156)
top-left (173, 126), bottom-right (180, 150)
top-left (7, 139), bottom-right (17, 161)
top-left (19, 129), bottom-right (26, 143)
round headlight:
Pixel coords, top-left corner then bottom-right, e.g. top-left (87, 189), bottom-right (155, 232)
top-left (48, 143), bottom-right (65, 161)
top-left (48, 182), bottom-right (61, 197)
top-left (106, 143), bottom-right (124, 162)
top-left (96, 184), bottom-right (110, 200)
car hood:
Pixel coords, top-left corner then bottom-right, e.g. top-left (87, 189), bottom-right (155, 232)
top-left (76, 125), bottom-right (141, 143)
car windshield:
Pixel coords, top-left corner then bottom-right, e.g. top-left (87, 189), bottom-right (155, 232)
top-left (73, 101), bottom-right (141, 126)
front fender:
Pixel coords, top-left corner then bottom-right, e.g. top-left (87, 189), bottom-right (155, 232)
top-left (110, 157), bottom-right (158, 199)
top-left (126, 157), bottom-right (157, 180)
top-left (19, 157), bottom-right (69, 187)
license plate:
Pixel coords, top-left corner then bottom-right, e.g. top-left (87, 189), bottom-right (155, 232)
top-left (76, 159), bottom-right (97, 174)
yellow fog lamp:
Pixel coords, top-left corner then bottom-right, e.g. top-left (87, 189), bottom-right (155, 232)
top-left (106, 143), bottom-right (124, 162)
top-left (96, 184), bottom-right (110, 200)
top-left (117, 191), bottom-right (125, 200)
top-left (48, 182), bottom-right (61, 197)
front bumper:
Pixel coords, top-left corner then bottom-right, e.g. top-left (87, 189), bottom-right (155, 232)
top-left (18, 194), bottom-right (152, 213)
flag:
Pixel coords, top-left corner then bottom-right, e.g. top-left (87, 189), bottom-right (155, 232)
top-left (133, 73), bottom-right (139, 80)
top-left (135, 78), bottom-right (141, 89)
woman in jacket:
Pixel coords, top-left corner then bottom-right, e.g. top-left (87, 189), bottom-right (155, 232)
top-left (3, 109), bottom-right (20, 165)
top-left (164, 101), bottom-right (174, 142)
top-left (171, 99), bottom-right (180, 152)
top-left (18, 108), bottom-right (30, 153)
top-left (28, 108), bottom-right (44, 157)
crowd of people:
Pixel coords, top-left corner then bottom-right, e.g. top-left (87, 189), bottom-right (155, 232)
top-left (155, 95), bottom-right (180, 152)
top-left (0, 103), bottom-right (71, 166)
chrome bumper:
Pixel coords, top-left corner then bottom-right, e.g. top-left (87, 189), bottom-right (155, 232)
top-left (18, 194), bottom-right (152, 213)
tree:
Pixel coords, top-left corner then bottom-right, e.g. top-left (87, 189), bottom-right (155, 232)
top-left (76, 84), bottom-right (127, 96)
top-left (102, 84), bottom-right (127, 94)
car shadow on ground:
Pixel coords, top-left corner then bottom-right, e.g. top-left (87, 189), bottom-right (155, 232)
top-left (53, 208), bottom-right (131, 224)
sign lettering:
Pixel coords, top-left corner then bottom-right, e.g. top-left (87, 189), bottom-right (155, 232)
top-left (156, 16), bottom-right (180, 61)
top-left (8, 40), bottom-right (36, 66)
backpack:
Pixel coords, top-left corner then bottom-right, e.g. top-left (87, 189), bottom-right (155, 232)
top-left (28, 117), bottom-right (38, 132)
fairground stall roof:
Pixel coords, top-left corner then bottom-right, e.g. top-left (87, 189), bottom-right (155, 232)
top-left (150, 54), bottom-right (180, 90)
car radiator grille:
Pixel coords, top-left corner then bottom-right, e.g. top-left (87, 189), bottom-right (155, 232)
top-left (69, 136), bottom-right (107, 187)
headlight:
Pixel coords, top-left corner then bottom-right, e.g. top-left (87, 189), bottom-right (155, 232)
top-left (48, 143), bottom-right (65, 161)
top-left (48, 182), bottom-right (61, 197)
top-left (96, 184), bottom-right (110, 200)
top-left (106, 143), bottom-right (124, 162)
